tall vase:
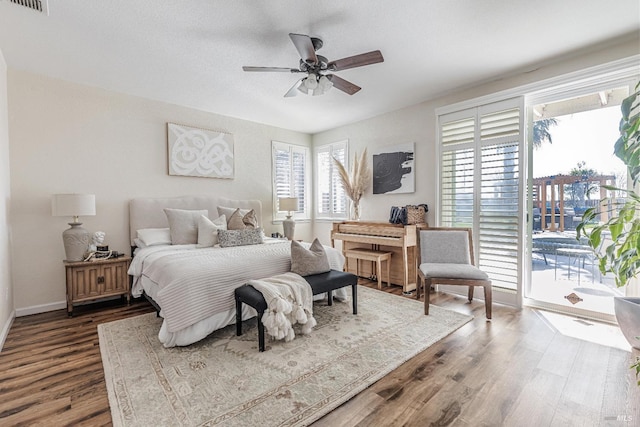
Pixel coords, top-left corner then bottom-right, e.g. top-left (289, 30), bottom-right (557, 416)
top-left (614, 297), bottom-right (640, 350)
top-left (350, 201), bottom-right (361, 221)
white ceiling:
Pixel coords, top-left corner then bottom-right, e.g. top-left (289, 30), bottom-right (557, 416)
top-left (0, 0), bottom-right (638, 134)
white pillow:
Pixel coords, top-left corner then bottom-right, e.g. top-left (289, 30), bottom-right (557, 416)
top-left (163, 208), bottom-right (208, 245)
top-left (196, 215), bottom-right (227, 248)
top-left (136, 228), bottom-right (171, 247)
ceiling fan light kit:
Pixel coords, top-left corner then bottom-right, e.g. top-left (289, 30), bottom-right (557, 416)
top-left (243, 33), bottom-right (383, 98)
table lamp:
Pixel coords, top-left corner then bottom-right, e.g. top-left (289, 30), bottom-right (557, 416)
top-left (278, 197), bottom-right (298, 240)
top-left (52, 194), bottom-right (96, 261)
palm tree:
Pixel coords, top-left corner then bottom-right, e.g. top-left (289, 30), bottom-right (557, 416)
top-left (532, 118), bottom-right (558, 148)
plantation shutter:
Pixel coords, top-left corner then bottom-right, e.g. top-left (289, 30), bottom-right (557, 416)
top-left (438, 99), bottom-right (523, 292)
top-left (272, 141), bottom-right (309, 220)
top-left (440, 113), bottom-right (476, 227)
top-left (315, 141), bottom-right (348, 219)
top-left (477, 105), bottom-right (521, 290)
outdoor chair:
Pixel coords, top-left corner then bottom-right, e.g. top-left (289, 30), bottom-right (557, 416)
top-left (416, 227), bottom-right (492, 319)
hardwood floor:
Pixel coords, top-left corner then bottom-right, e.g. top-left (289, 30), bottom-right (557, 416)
top-left (1, 282), bottom-right (638, 426)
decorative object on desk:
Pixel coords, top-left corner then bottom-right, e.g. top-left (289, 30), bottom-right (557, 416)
top-left (333, 148), bottom-right (370, 221)
top-left (389, 204), bottom-right (428, 225)
top-left (89, 231), bottom-right (106, 252)
top-left (278, 197), bottom-right (298, 240)
top-left (373, 142), bottom-right (415, 194)
top-left (98, 286), bottom-right (471, 426)
top-left (167, 122), bottom-right (234, 179)
top-left (51, 194), bottom-right (96, 261)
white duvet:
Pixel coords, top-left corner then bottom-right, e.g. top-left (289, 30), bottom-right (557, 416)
top-left (128, 240), bottom-right (346, 347)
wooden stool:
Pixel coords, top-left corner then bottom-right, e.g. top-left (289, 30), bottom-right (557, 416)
top-left (344, 249), bottom-right (391, 289)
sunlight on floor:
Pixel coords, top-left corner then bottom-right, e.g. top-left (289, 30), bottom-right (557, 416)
top-left (535, 309), bottom-right (631, 352)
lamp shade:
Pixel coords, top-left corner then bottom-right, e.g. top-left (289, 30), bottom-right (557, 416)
top-left (52, 194), bottom-right (96, 218)
top-left (278, 197), bottom-right (298, 212)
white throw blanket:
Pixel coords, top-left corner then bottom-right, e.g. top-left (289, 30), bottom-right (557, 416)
top-left (248, 272), bottom-right (317, 342)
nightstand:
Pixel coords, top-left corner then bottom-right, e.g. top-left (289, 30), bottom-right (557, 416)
top-left (64, 256), bottom-right (132, 316)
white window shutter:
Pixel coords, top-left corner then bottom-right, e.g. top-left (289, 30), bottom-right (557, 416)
top-left (315, 141), bottom-right (348, 219)
top-left (272, 141), bottom-right (309, 221)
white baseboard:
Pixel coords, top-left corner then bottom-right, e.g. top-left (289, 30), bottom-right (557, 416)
top-left (0, 310), bottom-right (15, 352)
top-left (15, 300), bottom-right (66, 317)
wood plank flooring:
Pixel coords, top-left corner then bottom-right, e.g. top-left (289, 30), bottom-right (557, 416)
top-left (1, 282), bottom-right (638, 426)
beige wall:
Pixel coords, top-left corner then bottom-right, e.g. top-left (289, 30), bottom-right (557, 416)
top-left (8, 71), bottom-right (311, 313)
top-left (0, 49), bottom-right (13, 345)
top-left (6, 35), bottom-right (639, 315)
top-left (312, 36), bottom-right (640, 246)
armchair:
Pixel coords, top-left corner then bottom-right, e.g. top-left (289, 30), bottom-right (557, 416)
top-left (416, 227), bottom-right (492, 319)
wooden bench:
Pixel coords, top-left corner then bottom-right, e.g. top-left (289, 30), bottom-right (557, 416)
top-left (344, 248), bottom-right (391, 289)
top-left (235, 270), bottom-right (358, 352)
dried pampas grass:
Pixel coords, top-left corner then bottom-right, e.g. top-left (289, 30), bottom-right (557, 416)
top-left (333, 149), bottom-right (370, 207)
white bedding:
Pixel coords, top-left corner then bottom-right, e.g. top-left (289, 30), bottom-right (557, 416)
top-left (128, 239), bottom-right (347, 347)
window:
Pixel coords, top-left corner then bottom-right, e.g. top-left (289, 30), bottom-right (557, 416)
top-left (315, 140), bottom-right (348, 219)
top-left (438, 99), bottom-right (523, 291)
top-left (272, 141), bottom-right (310, 221)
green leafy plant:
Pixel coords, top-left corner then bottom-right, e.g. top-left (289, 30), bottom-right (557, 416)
top-left (576, 83), bottom-right (640, 383)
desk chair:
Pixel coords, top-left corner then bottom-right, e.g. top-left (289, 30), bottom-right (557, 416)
top-left (416, 227), bottom-right (492, 319)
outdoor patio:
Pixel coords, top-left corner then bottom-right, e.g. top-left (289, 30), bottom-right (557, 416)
top-left (530, 231), bottom-right (623, 316)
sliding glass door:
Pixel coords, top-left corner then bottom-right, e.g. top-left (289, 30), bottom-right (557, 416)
top-left (525, 82), bottom-right (633, 321)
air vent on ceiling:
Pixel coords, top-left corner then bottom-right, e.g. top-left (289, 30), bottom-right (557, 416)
top-left (7, 0), bottom-right (49, 15)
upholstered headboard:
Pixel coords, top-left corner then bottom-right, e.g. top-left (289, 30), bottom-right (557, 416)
top-left (129, 195), bottom-right (263, 246)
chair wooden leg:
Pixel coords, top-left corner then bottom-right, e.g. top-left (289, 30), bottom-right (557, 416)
top-left (468, 286), bottom-right (474, 302)
top-left (424, 278), bottom-right (431, 315)
top-left (416, 274), bottom-right (422, 300)
top-left (483, 283), bottom-right (492, 319)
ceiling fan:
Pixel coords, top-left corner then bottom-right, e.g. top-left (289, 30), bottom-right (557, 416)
top-left (242, 33), bottom-right (384, 97)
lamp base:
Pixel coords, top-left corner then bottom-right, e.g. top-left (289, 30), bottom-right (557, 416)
top-left (283, 216), bottom-right (296, 241)
top-left (62, 222), bottom-right (91, 261)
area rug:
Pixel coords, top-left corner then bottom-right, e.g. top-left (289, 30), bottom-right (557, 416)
top-left (98, 286), bottom-right (472, 426)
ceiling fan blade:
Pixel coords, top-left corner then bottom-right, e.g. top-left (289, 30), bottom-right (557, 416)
top-left (326, 75), bottom-right (361, 95)
top-left (328, 50), bottom-right (384, 71)
top-left (284, 79), bottom-right (303, 97)
top-left (242, 66), bottom-right (300, 73)
top-left (289, 33), bottom-right (318, 65)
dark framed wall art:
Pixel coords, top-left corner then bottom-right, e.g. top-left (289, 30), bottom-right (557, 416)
top-left (372, 142), bottom-right (415, 194)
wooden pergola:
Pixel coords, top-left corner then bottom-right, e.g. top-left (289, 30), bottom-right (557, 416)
top-left (533, 173), bottom-right (616, 232)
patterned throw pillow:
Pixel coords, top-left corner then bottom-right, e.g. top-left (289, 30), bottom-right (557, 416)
top-left (290, 238), bottom-right (331, 276)
top-left (218, 228), bottom-right (264, 247)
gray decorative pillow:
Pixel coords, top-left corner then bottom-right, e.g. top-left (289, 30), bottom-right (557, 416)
top-left (218, 228), bottom-right (264, 247)
top-left (227, 208), bottom-right (258, 230)
top-left (290, 238), bottom-right (331, 276)
top-left (164, 208), bottom-right (208, 244)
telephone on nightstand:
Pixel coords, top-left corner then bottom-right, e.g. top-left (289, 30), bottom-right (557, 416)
top-left (84, 250), bottom-right (124, 262)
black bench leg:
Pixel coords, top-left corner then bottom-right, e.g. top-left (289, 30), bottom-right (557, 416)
top-left (352, 283), bottom-right (358, 315)
top-left (236, 298), bottom-right (242, 336)
top-left (327, 290), bottom-right (333, 306)
top-left (257, 310), bottom-right (265, 352)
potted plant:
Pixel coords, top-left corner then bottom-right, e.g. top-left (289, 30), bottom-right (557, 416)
top-left (576, 82), bottom-right (640, 385)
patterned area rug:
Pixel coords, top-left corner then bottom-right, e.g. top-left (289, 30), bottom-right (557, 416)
top-left (98, 286), bottom-right (472, 426)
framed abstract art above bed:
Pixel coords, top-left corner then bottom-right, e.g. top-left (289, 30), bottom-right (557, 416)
top-left (167, 122), bottom-right (235, 179)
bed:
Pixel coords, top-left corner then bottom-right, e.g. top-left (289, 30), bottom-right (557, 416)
top-left (128, 195), bottom-right (347, 347)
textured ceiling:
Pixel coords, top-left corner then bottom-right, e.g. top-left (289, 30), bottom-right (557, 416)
top-left (0, 0), bottom-right (638, 133)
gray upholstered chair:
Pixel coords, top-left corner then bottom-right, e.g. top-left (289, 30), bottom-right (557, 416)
top-left (416, 227), bottom-right (492, 319)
